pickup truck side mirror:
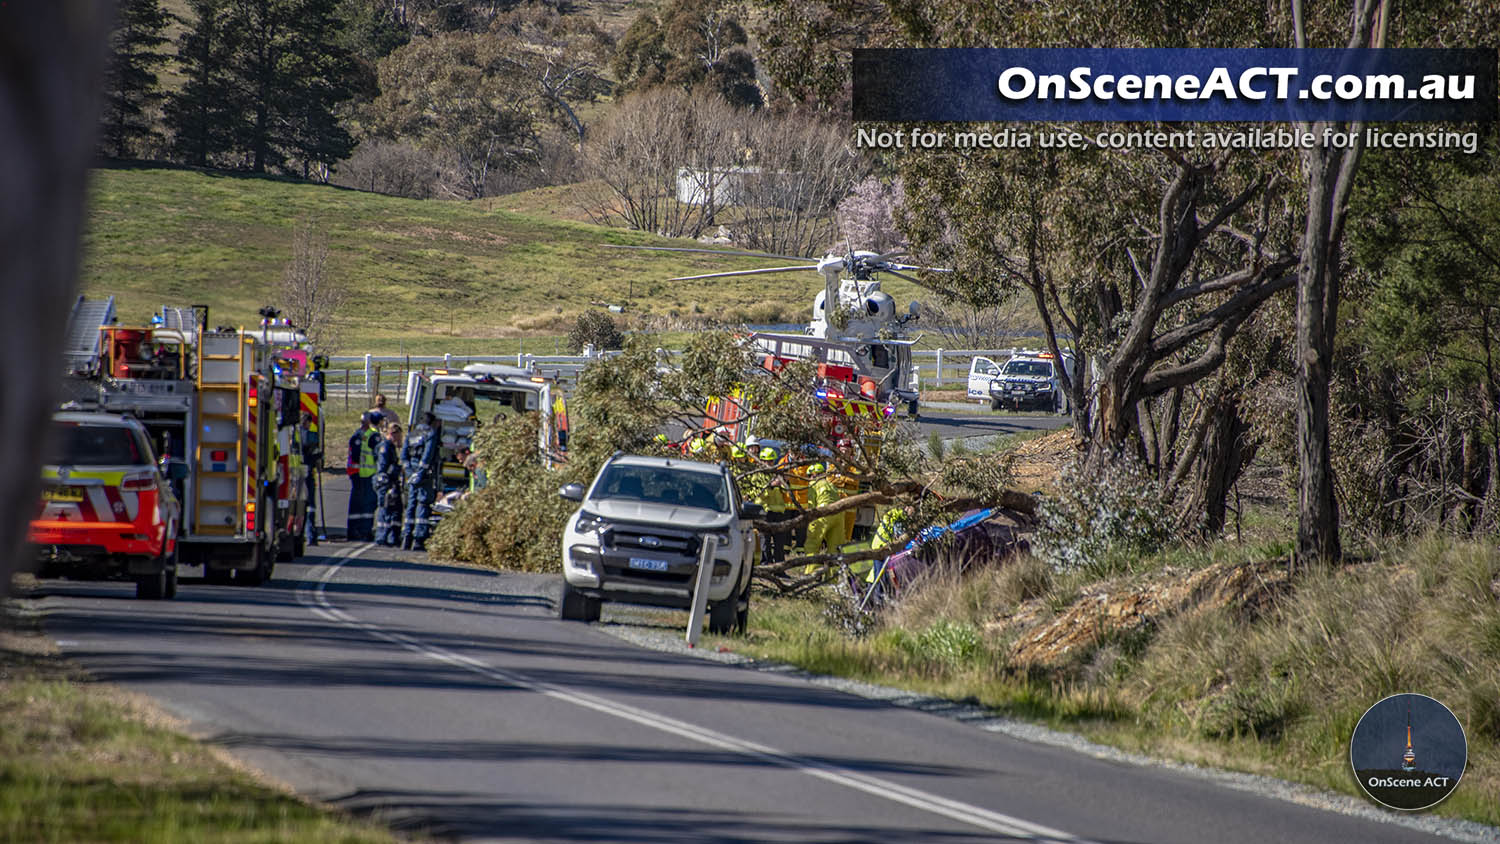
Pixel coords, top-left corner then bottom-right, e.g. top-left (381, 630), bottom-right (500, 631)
top-left (558, 483), bottom-right (584, 502)
top-left (740, 501), bottom-right (765, 520)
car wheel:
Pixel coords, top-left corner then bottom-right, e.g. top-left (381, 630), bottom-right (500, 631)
top-left (135, 567), bottom-right (167, 600)
top-left (163, 543), bottom-right (179, 600)
top-left (558, 581), bottom-right (600, 622)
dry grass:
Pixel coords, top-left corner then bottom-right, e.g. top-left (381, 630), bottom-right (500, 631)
top-left (713, 533), bottom-right (1500, 827)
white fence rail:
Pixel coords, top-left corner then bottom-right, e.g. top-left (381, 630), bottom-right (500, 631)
top-left (318, 346), bottom-right (1044, 407)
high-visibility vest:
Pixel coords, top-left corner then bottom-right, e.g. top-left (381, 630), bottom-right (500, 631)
top-left (352, 430), bottom-right (377, 478)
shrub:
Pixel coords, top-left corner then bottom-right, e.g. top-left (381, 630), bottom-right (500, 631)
top-left (566, 310), bottom-right (624, 353)
top-left (1035, 455), bottom-right (1173, 575)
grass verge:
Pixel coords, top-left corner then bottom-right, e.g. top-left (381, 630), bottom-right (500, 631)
top-left (0, 602), bottom-right (411, 844)
top-left (705, 534), bottom-right (1500, 828)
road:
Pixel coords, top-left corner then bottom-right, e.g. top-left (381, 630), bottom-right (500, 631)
top-left (911, 408), bottom-right (1070, 442)
top-left (28, 541), bottom-right (1461, 844)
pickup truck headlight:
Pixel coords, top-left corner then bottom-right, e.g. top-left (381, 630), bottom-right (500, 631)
top-left (707, 531), bottom-right (733, 547)
top-left (567, 545), bottom-right (600, 573)
top-left (575, 512), bottom-right (606, 533)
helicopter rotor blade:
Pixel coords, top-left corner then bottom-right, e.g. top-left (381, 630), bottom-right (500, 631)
top-left (880, 268), bottom-right (927, 285)
top-left (887, 263), bottom-right (953, 273)
top-left (603, 244), bottom-right (814, 262)
top-left (669, 265), bottom-right (820, 281)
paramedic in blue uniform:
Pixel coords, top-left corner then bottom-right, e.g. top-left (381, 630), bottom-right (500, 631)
top-left (401, 412), bottom-right (442, 551)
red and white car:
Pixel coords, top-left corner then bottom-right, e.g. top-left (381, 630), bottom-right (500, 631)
top-left (29, 412), bottom-right (183, 599)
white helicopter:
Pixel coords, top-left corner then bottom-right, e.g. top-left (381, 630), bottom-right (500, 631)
top-left (605, 244), bottom-right (951, 414)
top-left (606, 245), bottom-right (946, 341)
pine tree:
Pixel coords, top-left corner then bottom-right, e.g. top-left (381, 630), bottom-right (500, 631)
top-left (167, 0), bottom-right (358, 176)
top-left (164, 0), bottom-right (244, 167)
top-left (98, 0), bottom-right (173, 159)
top-left (283, 0), bottom-right (357, 179)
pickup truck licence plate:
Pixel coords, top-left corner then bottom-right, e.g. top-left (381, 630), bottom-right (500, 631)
top-left (628, 557), bottom-right (669, 572)
top-left (43, 486), bottom-right (84, 502)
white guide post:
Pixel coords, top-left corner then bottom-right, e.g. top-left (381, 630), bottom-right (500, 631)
top-left (685, 535), bottom-right (718, 647)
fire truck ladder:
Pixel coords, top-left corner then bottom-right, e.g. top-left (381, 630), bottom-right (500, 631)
top-left (193, 332), bottom-right (250, 536)
top-left (62, 296), bottom-right (115, 375)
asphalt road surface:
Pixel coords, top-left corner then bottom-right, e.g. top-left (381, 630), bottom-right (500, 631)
top-left (28, 540), bottom-right (1463, 844)
top-left (910, 409), bottom-right (1070, 443)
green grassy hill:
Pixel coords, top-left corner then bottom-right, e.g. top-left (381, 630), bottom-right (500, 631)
top-left (81, 166), bottom-right (924, 354)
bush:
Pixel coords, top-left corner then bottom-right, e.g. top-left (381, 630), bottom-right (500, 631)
top-left (1035, 455), bottom-right (1173, 575)
top-left (566, 310), bottom-right (624, 353)
top-left (427, 412), bottom-right (589, 571)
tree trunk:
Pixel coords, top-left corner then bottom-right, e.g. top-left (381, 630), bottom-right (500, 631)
top-left (0, 3), bottom-right (113, 590)
top-left (1291, 0), bottom-right (1382, 570)
top-left (1294, 161), bottom-right (1342, 568)
top-left (1198, 393), bottom-right (1255, 536)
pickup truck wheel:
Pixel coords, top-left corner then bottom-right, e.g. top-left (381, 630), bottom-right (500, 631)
top-left (990, 398), bottom-right (1002, 412)
top-left (559, 582), bottom-right (600, 622)
top-left (707, 598), bottom-right (737, 635)
top-left (735, 595), bottom-right (750, 635)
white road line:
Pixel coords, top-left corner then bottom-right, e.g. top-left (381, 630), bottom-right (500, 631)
top-left (295, 545), bottom-right (1092, 843)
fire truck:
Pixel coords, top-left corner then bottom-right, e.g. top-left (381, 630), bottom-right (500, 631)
top-left (56, 297), bottom-right (315, 584)
top-left (691, 345), bottom-right (895, 544)
top-left (748, 331), bottom-right (918, 417)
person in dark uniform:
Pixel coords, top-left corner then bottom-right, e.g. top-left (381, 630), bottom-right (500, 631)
top-left (300, 411), bottom-right (321, 546)
top-left (345, 412), bottom-right (379, 541)
top-left (401, 413), bottom-right (442, 551)
top-left (373, 422), bottom-right (405, 547)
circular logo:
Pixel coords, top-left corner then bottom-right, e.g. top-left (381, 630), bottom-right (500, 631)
top-left (1351, 693), bottom-right (1466, 811)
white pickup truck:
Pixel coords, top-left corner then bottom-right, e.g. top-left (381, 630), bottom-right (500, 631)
top-left (557, 454), bottom-right (760, 634)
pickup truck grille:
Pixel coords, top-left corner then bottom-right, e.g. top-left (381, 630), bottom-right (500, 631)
top-left (608, 527), bottom-right (699, 557)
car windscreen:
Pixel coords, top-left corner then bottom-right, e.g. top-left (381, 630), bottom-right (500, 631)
top-left (45, 423), bottom-right (143, 466)
top-left (1002, 359), bottom-right (1053, 377)
top-left (592, 465), bottom-right (730, 512)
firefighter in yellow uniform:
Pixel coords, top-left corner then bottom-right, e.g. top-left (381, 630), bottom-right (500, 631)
top-left (801, 462), bottom-right (845, 567)
top-left (850, 506), bottom-right (906, 588)
top-left (687, 430), bottom-right (711, 458)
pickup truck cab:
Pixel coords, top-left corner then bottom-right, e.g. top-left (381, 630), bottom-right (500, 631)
top-left (558, 454), bottom-right (760, 633)
top-left (29, 412), bottom-right (184, 599)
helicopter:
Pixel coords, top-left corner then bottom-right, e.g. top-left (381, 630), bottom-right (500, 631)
top-left (603, 245), bottom-right (947, 341)
top-left (603, 244), bottom-right (951, 414)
